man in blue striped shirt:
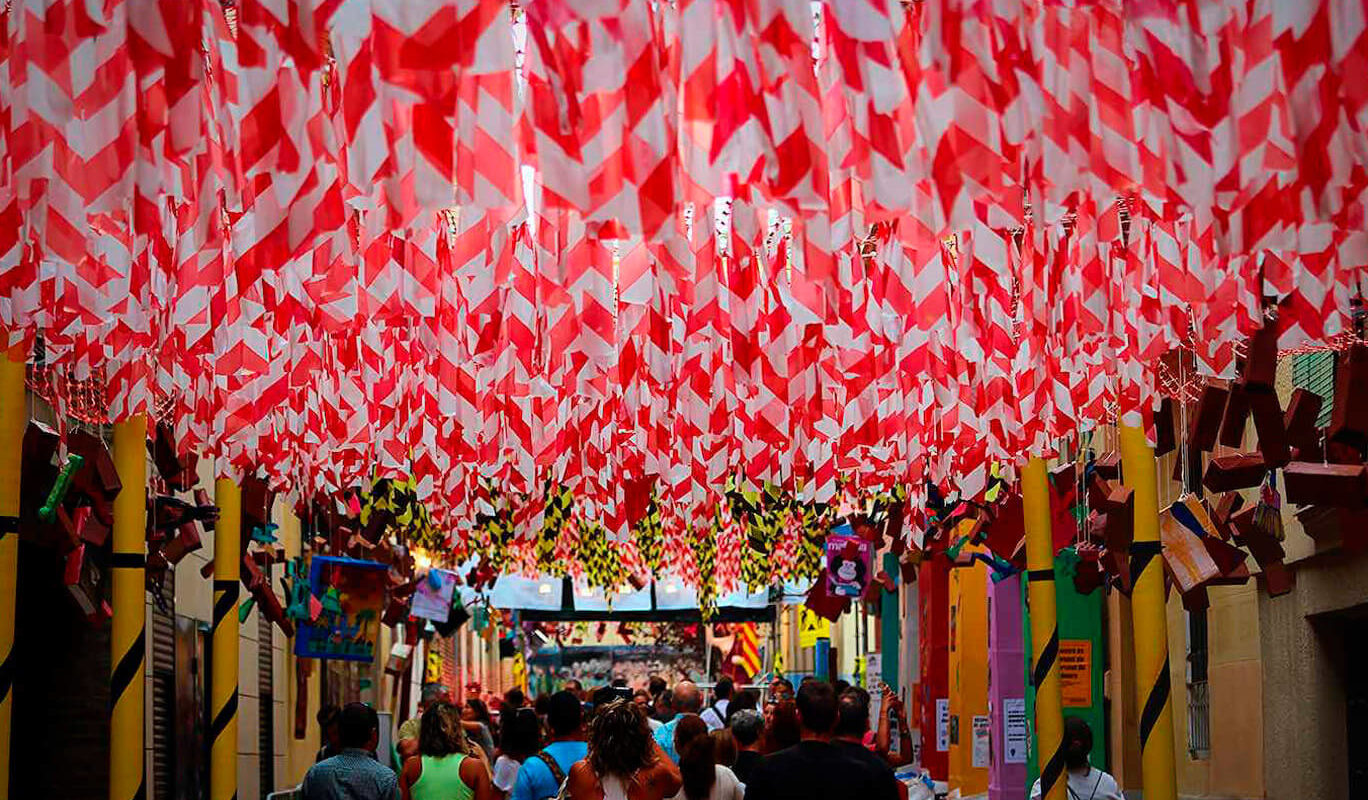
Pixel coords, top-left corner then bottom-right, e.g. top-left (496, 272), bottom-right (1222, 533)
top-left (652, 680), bottom-right (702, 763)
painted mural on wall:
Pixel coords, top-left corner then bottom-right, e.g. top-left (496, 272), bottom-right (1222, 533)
top-left (295, 556), bottom-right (387, 662)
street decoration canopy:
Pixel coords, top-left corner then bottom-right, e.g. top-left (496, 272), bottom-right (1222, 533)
top-left (2, 0), bottom-right (1367, 556)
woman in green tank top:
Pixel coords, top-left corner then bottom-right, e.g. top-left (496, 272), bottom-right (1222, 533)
top-left (401, 701), bottom-right (497, 800)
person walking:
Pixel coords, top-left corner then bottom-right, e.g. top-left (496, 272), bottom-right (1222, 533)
top-left (511, 691), bottom-right (587, 800)
top-left (1029, 717), bottom-right (1123, 800)
top-left (669, 716), bottom-right (743, 800)
top-left (699, 678), bottom-right (732, 732)
top-left (653, 681), bottom-right (702, 763)
top-left (725, 710), bottom-right (763, 786)
top-left (400, 702), bottom-right (496, 800)
top-left (302, 703), bottom-right (399, 800)
top-left (564, 700), bottom-right (681, 800)
top-left (742, 681), bottom-right (894, 800)
top-left (830, 691), bottom-right (900, 800)
top-left (493, 708), bottom-right (543, 799)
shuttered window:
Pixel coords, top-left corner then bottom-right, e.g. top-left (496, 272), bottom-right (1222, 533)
top-left (259, 612), bottom-right (276, 796)
top-left (151, 572), bottom-right (176, 800)
top-left (1292, 351), bottom-right (1336, 429)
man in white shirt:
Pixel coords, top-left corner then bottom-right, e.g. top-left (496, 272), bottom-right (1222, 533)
top-left (700, 676), bottom-right (733, 731)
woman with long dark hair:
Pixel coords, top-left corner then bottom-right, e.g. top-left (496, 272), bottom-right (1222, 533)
top-left (670, 715), bottom-right (743, 800)
top-left (564, 700), bottom-right (681, 800)
top-left (1028, 717), bottom-right (1122, 800)
top-left (400, 702), bottom-right (496, 800)
top-left (462, 698), bottom-right (498, 760)
top-left (493, 707), bottom-right (543, 799)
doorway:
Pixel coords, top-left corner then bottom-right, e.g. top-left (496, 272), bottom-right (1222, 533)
top-left (1348, 617), bottom-right (1368, 799)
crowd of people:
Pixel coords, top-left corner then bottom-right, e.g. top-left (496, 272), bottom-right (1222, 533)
top-left (301, 674), bottom-right (1116, 800)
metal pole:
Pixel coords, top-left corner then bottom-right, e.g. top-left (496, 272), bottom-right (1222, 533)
top-left (110, 417), bottom-right (147, 800)
top-left (1023, 457), bottom-right (1066, 800)
top-left (0, 355), bottom-right (25, 800)
top-left (1119, 424), bottom-right (1177, 800)
top-left (210, 478), bottom-right (241, 800)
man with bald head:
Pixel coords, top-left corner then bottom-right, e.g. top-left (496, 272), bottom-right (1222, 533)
top-left (652, 680), bottom-right (702, 763)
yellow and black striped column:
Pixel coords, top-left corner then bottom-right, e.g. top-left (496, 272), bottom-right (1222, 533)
top-left (1022, 457), bottom-right (1066, 800)
top-left (211, 478), bottom-right (240, 800)
top-left (1119, 424), bottom-right (1177, 800)
top-left (111, 416), bottom-right (147, 800)
top-left (0, 355), bottom-right (25, 800)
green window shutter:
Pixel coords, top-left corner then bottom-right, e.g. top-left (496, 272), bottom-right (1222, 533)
top-left (1292, 352), bottom-right (1335, 429)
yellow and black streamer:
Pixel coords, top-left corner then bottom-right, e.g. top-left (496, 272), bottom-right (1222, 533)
top-left (211, 479), bottom-right (241, 800)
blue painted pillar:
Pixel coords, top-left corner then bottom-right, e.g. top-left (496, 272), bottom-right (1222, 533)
top-left (815, 637), bottom-right (831, 682)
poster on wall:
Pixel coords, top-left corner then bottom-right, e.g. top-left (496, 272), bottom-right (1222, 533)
top-left (1059, 639), bottom-right (1093, 707)
top-left (825, 526), bottom-right (873, 598)
top-left (411, 568), bottom-right (458, 622)
top-left (295, 556), bottom-right (387, 662)
top-left (936, 698), bottom-right (950, 752)
top-left (972, 715), bottom-right (991, 768)
top-left (1003, 698), bottom-right (1028, 764)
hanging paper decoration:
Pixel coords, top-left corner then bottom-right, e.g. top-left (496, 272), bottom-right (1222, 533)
top-left (3, 0), bottom-right (1368, 562)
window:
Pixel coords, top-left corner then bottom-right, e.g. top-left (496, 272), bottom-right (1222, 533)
top-left (1292, 351), bottom-right (1336, 429)
top-left (1186, 608), bottom-right (1210, 759)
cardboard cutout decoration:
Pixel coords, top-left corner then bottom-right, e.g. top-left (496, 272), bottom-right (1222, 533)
top-left (826, 526), bottom-right (873, 598)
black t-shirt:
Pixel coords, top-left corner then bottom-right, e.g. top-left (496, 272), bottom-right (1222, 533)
top-left (733, 750), bottom-right (764, 787)
top-left (743, 740), bottom-right (898, 800)
top-left (830, 739), bottom-right (899, 800)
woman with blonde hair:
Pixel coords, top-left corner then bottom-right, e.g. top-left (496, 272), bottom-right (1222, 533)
top-left (401, 701), bottom-right (497, 800)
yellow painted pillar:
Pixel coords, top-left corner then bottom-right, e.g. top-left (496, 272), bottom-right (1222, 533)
top-left (211, 478), bottom-right (241, 800)
top-left (1119, 424), bottom-right (1177, 800)
top-left (111, 417), bottom-right (146, 800)
top-left (947, 547), bottom-right (989, 796)
top-left (0, 355), bottom-right (25, 800)
top-left (1023, 457), bottom-right (1066, 800)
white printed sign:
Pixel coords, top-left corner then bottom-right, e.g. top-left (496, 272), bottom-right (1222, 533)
top-left (972, 715), bottom-right (991, 768)
top-left (1004, 698), bottom-right (1028, 764)
top-left (936, 698), bottom-right (950, 752)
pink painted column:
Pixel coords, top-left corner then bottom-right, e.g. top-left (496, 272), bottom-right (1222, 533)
top-left (988, 573), bottom-right (1027, 800)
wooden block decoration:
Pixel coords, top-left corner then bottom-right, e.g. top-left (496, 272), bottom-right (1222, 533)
top-left (1283, 462), bottom-right (1367, 508)
top-left (1191, 383), bottom-right (1231, 452)
top-left (194, 488), bottom-right (215, 531)
top-left (1284, 389), bottom-right (1324, 452)
top-left (885, 500), bottom-right (906, 546)
top-left (162, 522), bottom-right (203, 564)
top-left (1203, 453), bottom-right (1268, 493)
top-left (1248, 389), bottom-right (1291, 467)
top-left (1172, 441), bottom-right (1205, 495)
top-left (1211, 493), bottom-right (1244, 540)
top-left (1327, 440), bottom-right (1362, 465)
top-left (22, 419), bottom-right (59, 469)
top-left (67, 429), bottom-right (122, 497)
top-left (1180, 584), bottom-right (1210, 612)
top-left (1338, 508), bottom-right (1368, 555)
top-left (241, 552), bottom-right (266, 592)
top-left (1093, 451), bottom-right (1121, 480)
top-left (1087, 474), bottom-right (1112, 511)
top-left (1202, 534), bottom-right (1250, 577)
top-left (1219, 383), bottom-right (1251, 448)
top-left (1242, 324), bottom-right (1279, 390)
top-left (361, 508), bottom-right (394, 544)
top-left (241, 476), bottom-right (272, 538)
top-left (1156, 398), bottom-right (1176, 456)
top-left (150, 423), bottom-right (182, 484)
top-left (382, 598), bottom-right (410, 627)
top-left (1330, 344), bottom-right (1368, 451)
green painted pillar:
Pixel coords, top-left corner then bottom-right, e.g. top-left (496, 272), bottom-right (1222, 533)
top-left (1023, 548), bottom-right (1107, 786)
top-left (882, 553), bottom-right (900, 691)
